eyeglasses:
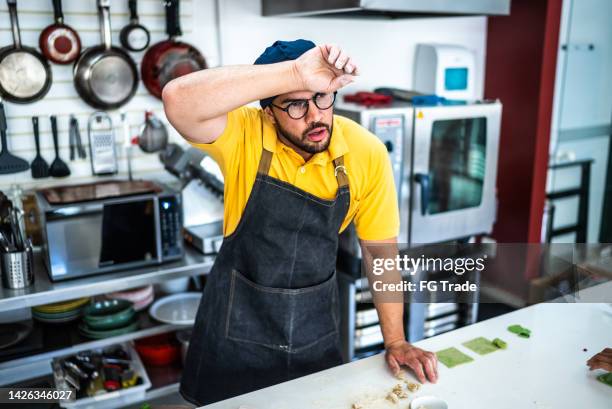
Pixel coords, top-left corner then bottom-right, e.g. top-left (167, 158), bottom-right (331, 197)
top-left (270, 92), bottom-right (337, 120)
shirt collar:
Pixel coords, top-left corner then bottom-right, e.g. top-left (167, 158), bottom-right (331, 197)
top-left (262, 113), bottom-right (349, 166)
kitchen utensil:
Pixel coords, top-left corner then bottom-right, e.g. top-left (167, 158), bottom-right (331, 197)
top-left (73, 0), bottom-right (138, 109)
top-left (141, 0), bottom-right (207, 99)
top-left (74, 116), bottom-right (86, 159)
top-left (82, 299), bottom-right (133, 319)
top-left (175, 329), bottom-right (191, 365)
top-left (39, 0), bottom-right (81, 65)
top-left (120, 0), bottom-right (150, 52)
top-left (49, 115), bottom-right (70, 177)
top-left (121, 112), bottom-right (133, 180)
top-left (139, 111), bottom-right (168, 153)
top-left (410, 396), bottom-right (448, 409)
top-left (0, 101), bottom-right (29, 174)
top-left (68, 114), bottom-right (86, 161)
top-left (0, 322), bottom-right (32, 350)
top-left (87, 111), bottom-right (117, 175)
top-left (83, 309), bottom-right (135, 330)
top-left (33, 297), bottom-right (90, 314)
top-left (156, 276), bottom-right (190, 294)
top-left (78, 320), bottom-right (138, 339)
top-left (134, 333), bottom-right (180, 366)
top-left (30, 117), bottom-right (50, 178)
top-left (107, 285), bottom-right (154, 311)
top-left (1, 242), bottom-right (33, 289)
top-left (0, 0), bottom-right (52, 103)
top-left (148, 292), bottom-right (202, 325)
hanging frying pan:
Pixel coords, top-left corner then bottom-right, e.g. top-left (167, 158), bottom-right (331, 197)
top-left (73, 0), bottom-right (138, 110)
top-left (39, 0), bottom-right (82, 64)
top-left (0, 0), bottom-right (52, 104)
top-left (120, 0), bottom-right (150, 52)
top-left (141, 0), bottom-right (207, 99)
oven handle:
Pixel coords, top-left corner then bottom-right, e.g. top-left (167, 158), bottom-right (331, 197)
top-left (414, 173), bottom-right (430, 216)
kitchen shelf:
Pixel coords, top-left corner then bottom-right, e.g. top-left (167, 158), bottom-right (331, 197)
top-left (0, 246), bottom-right (215, 312)
top-left (0, 311), bottom-right (192, 386)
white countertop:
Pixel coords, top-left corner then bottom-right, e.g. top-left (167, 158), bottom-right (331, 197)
top-left (200, 299), bottom-right (612, 409)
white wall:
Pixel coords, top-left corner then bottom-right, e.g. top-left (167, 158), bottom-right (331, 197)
top-left (213, 0), bottom-right (487, 97)
top-left (0, 0), bottom-right (488, 192)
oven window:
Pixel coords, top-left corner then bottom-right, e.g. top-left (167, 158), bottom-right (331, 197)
top-left (428, 117), bottom-right (486, 214)
top-left (99, 200), bottom-right (157, 265)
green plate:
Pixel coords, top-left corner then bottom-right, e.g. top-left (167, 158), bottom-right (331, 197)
top-left (78, 320), bottom-right (139, 339)
top-left (32, 308), bottom-right (83, 320)
top-left (83, 299), bottom-right (133, 319)
top-left (84, 308), bottom-right (136, 330)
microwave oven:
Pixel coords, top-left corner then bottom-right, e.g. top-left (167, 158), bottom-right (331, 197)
top-left (37, 185), bottom-right (184, 281)
top-left (336, 99), bottom-right (502, 248)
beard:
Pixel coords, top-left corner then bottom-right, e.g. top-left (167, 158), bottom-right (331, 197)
top-left (274, 119), bottom-right (332, 154)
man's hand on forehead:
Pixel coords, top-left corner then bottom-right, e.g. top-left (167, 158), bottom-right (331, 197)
top-left (294, 44), bottom-right (359, 94)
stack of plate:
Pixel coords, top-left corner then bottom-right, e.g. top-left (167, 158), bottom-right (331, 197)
top-left (79, 299), bottom-right (139, 339)
top-left (32, 298), bottom-right (91, 324)
top-left (106, 285), bottom-right (155, 311)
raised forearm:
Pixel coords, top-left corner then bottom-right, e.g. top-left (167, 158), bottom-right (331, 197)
top-left (163, 61), bottom-right (301, 123)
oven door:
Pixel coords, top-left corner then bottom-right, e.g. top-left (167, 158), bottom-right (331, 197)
top-left (410, 102), bottom-right (501, 244)
top-left (45, 196), bottom-right (161, 280)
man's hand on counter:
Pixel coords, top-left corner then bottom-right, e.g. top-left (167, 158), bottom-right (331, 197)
top-left (385, 340), bottom-right (438, 384)
top-left (587, 347), bottom-right (612, 372)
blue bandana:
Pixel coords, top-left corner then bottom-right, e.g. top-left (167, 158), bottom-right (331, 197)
top-left (254, 39), bottom-right (316, 109)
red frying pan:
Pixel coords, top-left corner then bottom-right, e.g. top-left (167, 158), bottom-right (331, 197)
top-left (141, 0), bottom-right (207, 99)
top-left (39, 0), bottom-right (81, 64)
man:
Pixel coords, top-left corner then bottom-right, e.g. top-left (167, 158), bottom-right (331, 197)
top-left (163, 39), bottom-right (438, 405)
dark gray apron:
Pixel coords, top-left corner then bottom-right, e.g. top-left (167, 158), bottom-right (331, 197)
top-left (180, 142), bottom-right (350, 405)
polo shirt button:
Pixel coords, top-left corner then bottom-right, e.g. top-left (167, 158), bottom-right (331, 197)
top-left (299, 166), bottom-right (306, 174)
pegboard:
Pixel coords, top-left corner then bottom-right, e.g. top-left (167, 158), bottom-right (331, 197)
top-left (0, 0), bottom-right (206, 191)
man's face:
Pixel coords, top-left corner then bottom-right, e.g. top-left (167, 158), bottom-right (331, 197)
top-left (266, 91), bottom-right (334, 155)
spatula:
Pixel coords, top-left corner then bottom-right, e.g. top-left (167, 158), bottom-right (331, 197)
top-left (0, 101), bottom-right (29, 175)
top-left (30, 116), bottom-right (50, 178)
top-left (49, 115), bottom-right (71, 178)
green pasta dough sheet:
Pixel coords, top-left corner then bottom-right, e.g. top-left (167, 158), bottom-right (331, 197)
top-left (508, 324), bottom-right (531, 338)
top-left (597, 372), bottom-right (612, 387)
top-left (462, 337), bottom-right (499, 355)
top-left (436, 347), bottom-right (474, 368)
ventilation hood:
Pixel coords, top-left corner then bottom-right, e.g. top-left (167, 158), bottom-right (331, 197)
top-left (262, 0), bottom-right (511, 18)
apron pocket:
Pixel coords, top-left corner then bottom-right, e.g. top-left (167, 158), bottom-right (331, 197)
top-left (225, 269), bottom-right (339, 353)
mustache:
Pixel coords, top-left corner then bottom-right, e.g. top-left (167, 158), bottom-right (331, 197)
top-left (302, 122), bottom-right (331, 138)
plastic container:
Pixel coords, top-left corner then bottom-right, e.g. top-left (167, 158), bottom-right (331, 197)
top-left (53, 342), bottom-right (151, 409)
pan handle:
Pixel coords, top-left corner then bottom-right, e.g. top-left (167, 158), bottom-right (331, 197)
top-left (6, 0), bottom-right (22, 49)
top-left (52, 0), bottom-right (64, 24)
top-left (165, 0), bottom-right (182, 38)
top-left (0, 102), bottom-right (8, 153)
top-left (128, 0), bottom-right (139, 23)
top-left (98, 0), bottom-right (112, 50)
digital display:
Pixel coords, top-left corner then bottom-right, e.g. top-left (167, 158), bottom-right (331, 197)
top-left (445, 67), bottom-right (468, 91)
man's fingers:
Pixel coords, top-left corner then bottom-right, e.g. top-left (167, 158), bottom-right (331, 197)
top-left (326, 45), bottom-right (340, 65)
top-left (421, 355), bottom-right (438, 383)
top-left (406, 358), bottom-right (427, 384)
top-left (329, 74), bottom-right (355, 92)
top-left (344, 58), bottom-right (358, 75)
top-left (335, 50), bottom-right (350, 70)
top-left (386, 353), bottom-right (401, 376)
top-left (588, 359), bottom-right (612, 372)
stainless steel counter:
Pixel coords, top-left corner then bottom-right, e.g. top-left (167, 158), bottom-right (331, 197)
top-left (0, 246), bottom-right (215, 312)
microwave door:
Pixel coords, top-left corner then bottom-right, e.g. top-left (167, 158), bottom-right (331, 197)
top-left (410, 103), bottom-right (501, 245)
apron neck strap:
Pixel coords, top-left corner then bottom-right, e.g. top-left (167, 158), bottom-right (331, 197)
top-left (257, 149), bottom-right (273, 175)
top-left (333, 156), bottom-right (349, 188)
top-left (258, 148), bottom-right (348, 189)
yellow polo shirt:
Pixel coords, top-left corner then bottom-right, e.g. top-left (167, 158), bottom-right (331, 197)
top-left (190, 106), bottom-right (399, 241)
